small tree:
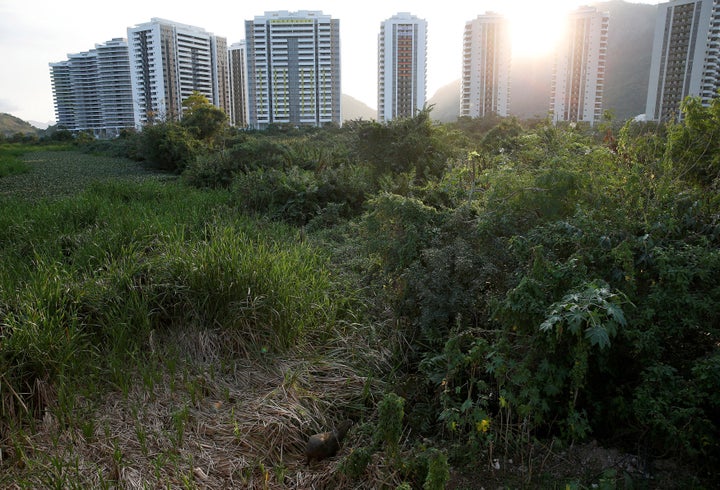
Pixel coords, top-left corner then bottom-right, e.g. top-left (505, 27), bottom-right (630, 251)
top-left (665, 94), bottom-right (720, 186)
top-left (181, 91), bottom-right (228, 144)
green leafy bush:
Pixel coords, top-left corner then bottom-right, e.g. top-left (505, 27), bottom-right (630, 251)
top-left (360, 193), bottom-right (440, 274)
top-left (352, 110), bottom-right (459, 184)
top-left (352, 115), bottom-right (720, 482)
top-left (183, 150), bottom-right (239, 188)
top-left (423, 448), bottom-right (449, 490)
top-left (665, 95), bottom-right (720, 186)
top-left (376, 392), bottom-right (405, 460)
top-left (140, 122), bottom-right (198, 172)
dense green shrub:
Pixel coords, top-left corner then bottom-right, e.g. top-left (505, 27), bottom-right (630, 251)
top-left (376, 392), bottom-right (405, 460)
top-left (352, 111), bottom-right (720, 481)
top-left (231, 163), bottom-right (371, 226)
top-left (77, 129), bottom-right (143, 160)
top-left (227, 137), bottom-right (288, 172)
top-left (665, 95), bottom-right (720, 186)
top-left (352, 110), bottom-right (460, 184)
top-left (359, 193), bottom-right (440, 274)
top-left (423, 448), bottom-right (449, 490)
top-left (183, 149), bottom-right (239, 188)
top-left (231, 166), bottom-right (320, 224)
top-left (180, 91), bottom-right (228, 143)
top-left (140, 122), bottom-right (198, 172)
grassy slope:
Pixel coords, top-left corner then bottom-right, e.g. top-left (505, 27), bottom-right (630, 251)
top-left (0, 149), bottom-right (393, 488)
top-left (0, 113), bottom-right (39, 136)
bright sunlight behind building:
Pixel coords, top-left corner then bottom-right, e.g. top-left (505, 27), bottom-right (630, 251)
top-left (507, 4), bottom-right (574, 57)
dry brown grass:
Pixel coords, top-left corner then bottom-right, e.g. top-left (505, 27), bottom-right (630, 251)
top-left (0, 323), bottom-right (406, 489)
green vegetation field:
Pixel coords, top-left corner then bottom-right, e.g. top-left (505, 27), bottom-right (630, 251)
top-left (1, 97), bottom-right (719, 488)
top-left (0, 147), bottom-right (382, 488)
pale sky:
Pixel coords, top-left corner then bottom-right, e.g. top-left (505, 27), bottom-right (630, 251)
top-left (0, 0), bottom-right (661, 125)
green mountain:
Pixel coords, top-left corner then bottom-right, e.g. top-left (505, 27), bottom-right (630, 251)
top-left (0, 113), bottom-right (40, 136)
top-left (427, 1), bottom-right (657, 123)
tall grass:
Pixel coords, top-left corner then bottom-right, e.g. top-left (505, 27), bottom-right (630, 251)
top-left (1, 177), bottom-right (347, 435)
top-left (0, 144), bottom-right (31, 177)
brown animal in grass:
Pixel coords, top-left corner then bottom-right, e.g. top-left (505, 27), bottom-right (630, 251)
top-left (304, 419), bottom-right (353, 465)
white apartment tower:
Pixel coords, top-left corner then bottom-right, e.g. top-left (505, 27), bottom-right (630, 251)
top-left (63, 51), bottom-right (101, 132)
top-left (245, 11), bottom-right (341, 129)
top-left (96, 38), bottom-right (135, 134)
top-left (550, 7), bottom-right (609, 126)
top-left (378, 13), bottom-right (428, 122)
top-left (127, 18), bottom-right (229, 128)
top-left (49, 38), bottom-right (134, 137)
top-left (461, 13), bottom-right (512, 118)
top-left (228, 42), bottom-right (249, 128)
top-left (646, 0), bottom-right (720, 122)
top-left (50, 60), bottom-right (74, 129)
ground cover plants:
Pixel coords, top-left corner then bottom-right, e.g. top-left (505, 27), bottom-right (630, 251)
top-left (0, 143), bottom-right (74, 179)
top-left (1, 97), bottom-right (719, 488)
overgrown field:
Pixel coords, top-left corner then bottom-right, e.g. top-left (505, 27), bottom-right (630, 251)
top-left (0, 149), bottom-right (394, 488)
top-left (2, 98), bottom-right (720, 489)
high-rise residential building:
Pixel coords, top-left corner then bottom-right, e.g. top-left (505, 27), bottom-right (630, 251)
top-left (460, 12), bottom-right (512, 118)
top-left (127, 18), bottom-right (229, 128)
top-left (63, 51), bottom-right (101, 133)
top-left (245, 11), bottom-right (341, 129)
top-left (228, 42), bottom-right (249, 127)
top-left (378, 13), bottom-right (427, 123)
top-left (49, 38), bottom-right (134, 137)
top-left (49, 60), bottom-right (74, 130)
top-left (213, 36), bottom-right (230, 118)
top-left (550, 6), bottom-right (609, 126)
top-left (96, 38), bottom-right (135, 135)
top-left (645, 0), bottom-right (720, 122)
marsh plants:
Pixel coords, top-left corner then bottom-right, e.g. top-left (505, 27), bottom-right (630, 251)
top-left (0, 148), bottom-right (375, 488)
top-left (2, 99), bottom-right (720, 488)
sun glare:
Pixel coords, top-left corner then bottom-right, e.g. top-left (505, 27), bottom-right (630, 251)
top-left (508, 8), bottom-right (569, 58)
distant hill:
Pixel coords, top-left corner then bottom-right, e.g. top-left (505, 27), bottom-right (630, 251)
top-left (427, 80), bottom-right (461, 123)
top-left (342, 94), bottom-right (377, 122)
top-left (0, 113), bottom-right (40, 136)
top-left (426, 1), bottom-right (657, 123)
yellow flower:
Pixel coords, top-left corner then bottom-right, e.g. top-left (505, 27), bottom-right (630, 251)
top-left (476, 419), bottom-right (491, 433)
